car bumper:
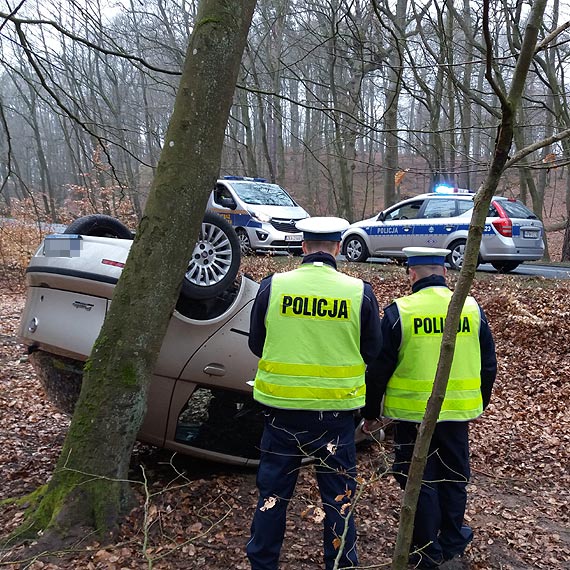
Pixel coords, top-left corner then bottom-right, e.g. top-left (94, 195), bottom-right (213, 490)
top-left (245, 225), bottom-right (303, 251)
top-left (480, 240), bottom-right (544, 262)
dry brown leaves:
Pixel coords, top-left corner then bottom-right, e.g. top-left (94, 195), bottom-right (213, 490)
top-left (1, 258), bottom-right (569, 569)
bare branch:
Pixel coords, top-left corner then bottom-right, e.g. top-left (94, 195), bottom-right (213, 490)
top-left (505, 128), bottom-right (570, 169)
top-left (0, 10), bottom-right (181, 75)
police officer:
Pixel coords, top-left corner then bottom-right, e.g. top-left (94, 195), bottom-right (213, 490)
top-left (363, 247), bottom-right (497, 569)
top-left (246, 217), bottom-right (382, 570)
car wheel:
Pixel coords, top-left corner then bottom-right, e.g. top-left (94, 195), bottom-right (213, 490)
top-left (491, 261), bottom-right (520, 273)
top-left (63, 214), bottom-right (133, 239)
top-left (344, 235), bottom-right (369, 262)
top-left (181, 212), bottom-right (241, 300)
top-left (236, 228), bottom-right (253, 256)
top-left (447, 239), bottom-right (466, 270)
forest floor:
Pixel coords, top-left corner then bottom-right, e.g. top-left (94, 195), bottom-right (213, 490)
top-left (1, 241), bottom-right (570, 569)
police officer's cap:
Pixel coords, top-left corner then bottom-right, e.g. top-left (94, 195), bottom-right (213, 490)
top-left (295, 217), bottom-right (350, 242)
top-left (403, 247), bottom-right (451, 266)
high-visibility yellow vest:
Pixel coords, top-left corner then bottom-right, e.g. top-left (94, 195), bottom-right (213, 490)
top-left (383, 287), bottom-right (483, 422)
top-left (253, 263), bottom-right (365, 410)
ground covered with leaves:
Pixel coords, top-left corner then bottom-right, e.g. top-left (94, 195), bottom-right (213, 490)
top-left (1, 256), bottom-right (569, 569)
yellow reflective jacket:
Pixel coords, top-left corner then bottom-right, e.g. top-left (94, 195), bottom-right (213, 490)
top-left (253, 263), bottom-right (365, 410)
top-left (383, 287), bottom-right (483, 422)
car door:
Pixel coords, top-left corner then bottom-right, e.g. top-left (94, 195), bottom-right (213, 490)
top-left (370, 199), bottom-right (425, 255)
top-left (412, 198), bottom-right (462, 248)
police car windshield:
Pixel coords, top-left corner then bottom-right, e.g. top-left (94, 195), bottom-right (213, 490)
top-left (230, 182), bottom-right (297, 206)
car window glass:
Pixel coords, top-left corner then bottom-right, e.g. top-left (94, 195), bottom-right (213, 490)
top-left (213, 184), bottom-right (236, 207)
top-left (423, 199), bottom-right (457, 218)
top-left (457, 200), bottom-right (474, 215)
top-left (230, 182), bottom-right (297, 206)
top-left (384, 200), bottom-right (424, 221)
top-left (496, 200), bottom-right (538, 219)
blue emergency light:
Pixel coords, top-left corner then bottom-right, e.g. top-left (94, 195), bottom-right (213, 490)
top-left (433, 184), bottom-right (473, 194)
top-left (223, 175), bottom-right (268, 183)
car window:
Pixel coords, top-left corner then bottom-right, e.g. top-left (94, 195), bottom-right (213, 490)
top-left (422, 199), bottom-right (457, 219)
top-left (213, 184), bottom-right (236, 207)
top-left (383, 200), bottom-right (424, 221)
top-left (495, 199), bottom-right (538, 219)
top-left (457, 200), bottom-right (474, 215)
top-left (229, 181), bottom-right (297, 206)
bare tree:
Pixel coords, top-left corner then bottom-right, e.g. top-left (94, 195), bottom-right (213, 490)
top-left (9, 0), bottom-right (256, 551)
top-left (391, 1), bottom-right (559, 568)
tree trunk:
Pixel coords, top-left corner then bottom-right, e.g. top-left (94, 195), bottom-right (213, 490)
top-left (562, 176), bottom-right (570, 261)
top-left (20, 0), bottom-right (256, 550)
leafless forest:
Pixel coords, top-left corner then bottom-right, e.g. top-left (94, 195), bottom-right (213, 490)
top-left (1, 0), bottom-right (570, 260)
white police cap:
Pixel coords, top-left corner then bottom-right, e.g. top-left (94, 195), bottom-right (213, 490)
top-left (403, 246), bottom-right (450, 266)
top-left (295, 216), bottom-right (350, 242)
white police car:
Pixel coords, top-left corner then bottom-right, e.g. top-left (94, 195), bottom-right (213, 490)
top-left (207, 176), bottom-right (310, 255)
top-left (341, 186), bottom-right (545, 272)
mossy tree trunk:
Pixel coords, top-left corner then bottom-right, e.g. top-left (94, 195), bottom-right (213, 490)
top-left (19, 0), bottom-right (257, 549)
top-left (391, 1), bottom-right (549, 567)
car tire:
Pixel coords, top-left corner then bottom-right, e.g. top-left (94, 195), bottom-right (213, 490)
top-left (63, 214), bottom-right (133, 239)
top-left (447, 239), bottom-right (466, 271)
top-left (491, 261), bottom-right (520, 273)
top-left (343, 234), bottom-right (369, 263)
top-left (181, 212), bottom-right (241, 300)
top-left (236, 228), bottom-right (253, 256)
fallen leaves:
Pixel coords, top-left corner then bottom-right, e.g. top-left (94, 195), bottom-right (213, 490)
top-left (1, 266), bottom-right (570, 569)
top-left (259, 496), bottom-right (278, 511)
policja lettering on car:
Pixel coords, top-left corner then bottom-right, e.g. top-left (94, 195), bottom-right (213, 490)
top-left (280, 294), bottom-right (351, 319)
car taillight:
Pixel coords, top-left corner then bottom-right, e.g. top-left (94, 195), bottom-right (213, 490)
top-left (492, 217), bottom-right (512, 237)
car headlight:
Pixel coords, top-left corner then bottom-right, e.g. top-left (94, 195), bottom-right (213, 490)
top-left (249, 211), bottom-right (271, 223)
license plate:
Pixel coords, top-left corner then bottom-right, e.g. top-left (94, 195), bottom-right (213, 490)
top-left (285, 234), bottom-right (301, 242)
top-left (43, 234), bottom-right (82, 257)
top-left (523, 230), bottom-right (539, 239)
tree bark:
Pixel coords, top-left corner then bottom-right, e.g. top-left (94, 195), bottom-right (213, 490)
top-left (19, 0), bottom-right (256, 549)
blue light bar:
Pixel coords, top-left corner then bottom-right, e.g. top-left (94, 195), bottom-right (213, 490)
top-left (223, 175), bottom-right (268, 182)
top-left (434, 184), bottom-right (456, 194)
top-left (433, 184), bottom-right (473, 194)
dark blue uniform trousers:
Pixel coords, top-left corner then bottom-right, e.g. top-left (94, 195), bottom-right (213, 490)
top-left (247, 408), bottom-right (358, 570)
top-left (392, 421), bottom-right (473, 568)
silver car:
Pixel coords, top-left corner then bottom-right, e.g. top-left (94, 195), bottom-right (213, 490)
top-left (341, 190), bottom-right (544, 272)
top-left (19, 213), bottom-right (369, 466)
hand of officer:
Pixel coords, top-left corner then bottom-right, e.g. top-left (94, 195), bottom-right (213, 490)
top-left (362, 418), bottom-right (383, 435)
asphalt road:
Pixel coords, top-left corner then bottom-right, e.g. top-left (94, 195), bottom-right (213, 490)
top-left (339, 256), bottom-right (570, 280)
top-left (477, 262), bottom-right (570, 279)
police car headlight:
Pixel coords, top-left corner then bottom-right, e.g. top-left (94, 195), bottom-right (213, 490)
top-left (249, 211), bottom-right (271, 223)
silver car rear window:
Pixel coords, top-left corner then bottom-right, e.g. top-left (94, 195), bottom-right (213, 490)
top-left (492, 200), bottom-right (538, 219)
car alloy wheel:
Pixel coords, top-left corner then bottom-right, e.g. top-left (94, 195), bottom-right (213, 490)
top-left (448, 239), bottom-right (466, 270)
top-left (182, 212), bottom-right (240, 300)
top-left (344, 235), bottom-right (369, 262)
top-left (236, 228), bottom-right (253, 256)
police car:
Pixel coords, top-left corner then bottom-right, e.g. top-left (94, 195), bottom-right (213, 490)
top-left (207, 176), bottom-right (310, 255)
top-left (341, 187), bottom-right (545, 272)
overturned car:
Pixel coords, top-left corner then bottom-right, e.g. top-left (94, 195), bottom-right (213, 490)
top-left (19, 213), bottom-right (369, 466)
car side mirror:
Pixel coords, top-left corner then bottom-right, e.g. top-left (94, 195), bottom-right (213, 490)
top-left (377, 212), bottom-right (385, 222)
top-left (220, 197), bottom-right (237, 210)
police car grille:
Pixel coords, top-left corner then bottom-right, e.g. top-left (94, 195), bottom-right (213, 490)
top-left (270, 219), bottom-right (299, 233)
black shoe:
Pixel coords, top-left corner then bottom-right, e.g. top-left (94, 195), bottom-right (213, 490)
top-left (441, 525), bottom-right (473, 561)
